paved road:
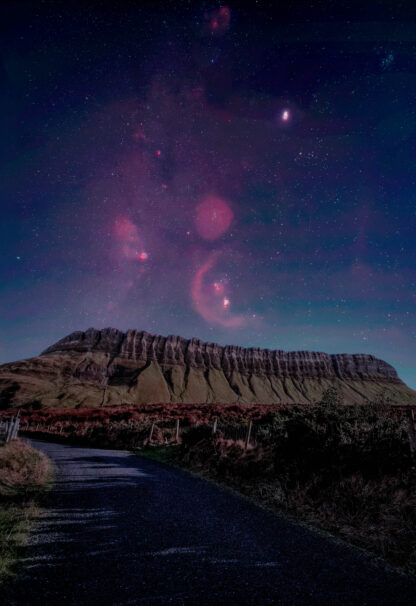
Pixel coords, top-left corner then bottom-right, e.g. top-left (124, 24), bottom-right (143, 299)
top-left (6, 439), bottom-right (416, 605)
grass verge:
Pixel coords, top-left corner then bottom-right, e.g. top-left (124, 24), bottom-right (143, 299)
top-left (0, 439), bottom-right (53, 585)
top-left (138, 401), bottom-right (416, 576)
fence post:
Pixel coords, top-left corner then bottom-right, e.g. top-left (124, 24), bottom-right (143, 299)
top-left (175, 419), bottom-right (180, 443)
top-left (10, 418), bottom-right (16, 440)
top-left (244, 420), bottom-right (253, 451)
top-left (6, 416), bottom-right (18, 442)
top-left (149, 423), bottom-right (155, 442)
top-left (5, 419), bottom-right (13, 443)
top-left (13, 417), bottom-right (20, 440)
top-left (212, 417), bottom-right (218, 435)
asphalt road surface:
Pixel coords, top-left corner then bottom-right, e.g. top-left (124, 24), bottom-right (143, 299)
top-left (6, 439), bottom-right (416, 605)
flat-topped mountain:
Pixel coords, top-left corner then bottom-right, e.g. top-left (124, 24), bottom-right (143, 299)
top-left (0, 327), bottom-right (414, 409)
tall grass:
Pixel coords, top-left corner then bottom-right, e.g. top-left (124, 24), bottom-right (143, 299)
top-left (176, 393), bottom-right (416, 574)
top-left (0, 440), bottom-right (52, 584)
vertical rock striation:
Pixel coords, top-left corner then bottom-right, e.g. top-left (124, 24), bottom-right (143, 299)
top-left (0, 327), bottom-right (413, 410)
top-left (42, 327), bottom-right (401, 384)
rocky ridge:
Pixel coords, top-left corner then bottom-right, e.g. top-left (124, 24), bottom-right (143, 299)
top-left (0, 327), bottom-right (413, 409)
top-left (43, 327), bottom-right (400, 383)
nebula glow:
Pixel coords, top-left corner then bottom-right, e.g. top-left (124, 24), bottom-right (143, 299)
top-left (191, 253), bottom-right (246, 328)
top-left (114, 218), bottom-right (148, 263)
top-left (2, 2), bottom-right (416, 390)
top-left (195, 196), bottom-right (234, 241)
top-left (206, 5), bottom-right (231, 36)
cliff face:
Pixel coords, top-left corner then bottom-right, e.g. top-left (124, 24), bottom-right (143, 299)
top-left (43, 327), bottom-right (400, 383)
top-left (0, 327), bottom-right (414, 410)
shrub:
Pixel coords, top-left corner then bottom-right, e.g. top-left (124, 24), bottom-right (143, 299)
top-left (0, 440), bottom-right (51, 497)
top-left (180, 424), bottom-right (213, 448)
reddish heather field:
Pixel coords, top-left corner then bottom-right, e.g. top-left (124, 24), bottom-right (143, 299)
top-left (2, 402), bottom-right (284, 426)
top-left (0, 403), bottom-right (286, 447)
top-left (2, 401), bottom-right (414, 453)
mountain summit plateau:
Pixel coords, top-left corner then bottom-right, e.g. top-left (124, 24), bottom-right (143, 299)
top-left (0, 328), bottom-right (414, 409)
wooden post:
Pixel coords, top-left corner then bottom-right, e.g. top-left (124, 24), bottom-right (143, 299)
top-left (175, 418), bottom-right (180, 443)
top-left (149, 423), bottom-right (155, 442)
top-left (12, 411), bottom-right (20, 440)
top-left (11, 417), bottom-right (16, 441)
top-left (11, 417), bottom-right (20, 440)
top-left (8, 419), bottom-right (13, 442)
top-left (244, 420), bottom-right (253, 451)
top-left (7, 416), bottom-right (18, 442)
top-left (212, 417), bottom-right (218, 435)
top-left (5, 419), bottom-right (13, 443)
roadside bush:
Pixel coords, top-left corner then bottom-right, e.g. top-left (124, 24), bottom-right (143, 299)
top-left (180, 424), bottom-right (213, 448)
top-left (175, 395), bottom-right (416, 573)
top-left (252, 399), bottom-right (411, 480)
top-left (0, 440), bottom-right (52, 585)
top-left (0, 440), bottom-right (51, 497)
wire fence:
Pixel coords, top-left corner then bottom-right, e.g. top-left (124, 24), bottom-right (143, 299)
top-left (17, 416), bottom-right (261, 449)
top-left (0, 414), bottom-right (20, 443)
top-left (5, 405), bottom-right (416, 453)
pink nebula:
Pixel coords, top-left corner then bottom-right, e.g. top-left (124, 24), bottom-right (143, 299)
top-left (191, 253), bottom-right (245, 328)
top-left (213, 281), bottom-right (224, 294)
top-left (282, 109), bottom-right (290, 121)
top-left (114, 218), bottom-right (138, 242)
top-left (207, 6), bottom-right (231, 36)
top-left (114, 218), bottom-right (147, 262)
top-left (195, 196), bottom-right (233, 241)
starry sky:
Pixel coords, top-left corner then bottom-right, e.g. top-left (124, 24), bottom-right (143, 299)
top-left (2, 1), bottom-right (416, 389)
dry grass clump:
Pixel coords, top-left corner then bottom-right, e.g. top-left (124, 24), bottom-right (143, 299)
top-left (0, 440), bottom-right (51, 497)
top-left (0, 440), bottom-right (52, 584)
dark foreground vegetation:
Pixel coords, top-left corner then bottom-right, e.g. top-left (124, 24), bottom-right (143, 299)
top-left (13, 402), bottom-right (278, 448)
top-left (173, 394), bottom-right (416, 575)
top-left (8, 392), bottom-right (416, 575)
top-left (0, 440), bottom-right (52, 584)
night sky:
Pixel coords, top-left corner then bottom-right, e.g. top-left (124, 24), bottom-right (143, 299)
top-left (2, 1), bottom-right (416, 388)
